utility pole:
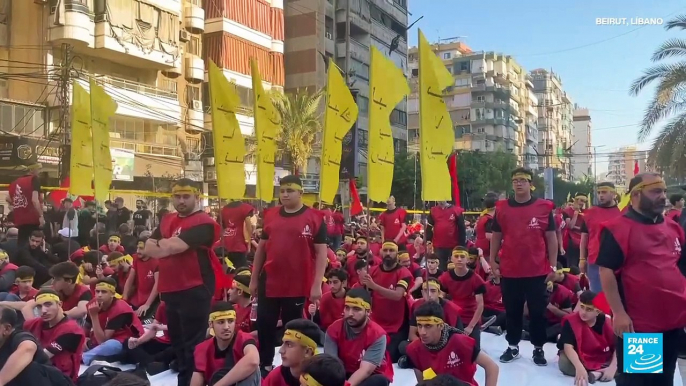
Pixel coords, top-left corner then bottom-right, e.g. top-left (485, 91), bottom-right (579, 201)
top-left (344, 0), bottom-right (351, 84)
top-left (57, 43), bottom-right (73, 181)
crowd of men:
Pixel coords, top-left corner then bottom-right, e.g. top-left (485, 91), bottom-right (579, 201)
top-left (0, 164), bottom-right (682, 386)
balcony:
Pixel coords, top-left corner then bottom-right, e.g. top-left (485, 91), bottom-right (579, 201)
top-left (162, 57), bottom-right (183, 78)
top-left (473, 117), bottom-right (507, 126)
top-left (47, 1), bottom-right (93, 47)
top-left (184, 53), bottom-right (204, 83)
top-left (184, 4), bottom-right (205, 33)
top-left (325, 32), bottom-right (335, 54)
top-left (336, 39), bottom-right (370, 64)
top-left (186, 105), bottom-right (204, 132)
top-left (374, 0), bottom-right (408, 26)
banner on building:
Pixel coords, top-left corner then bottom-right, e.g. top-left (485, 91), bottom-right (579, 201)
top-left (111, 148), bottom-right (134, 181)
top-left (0, 136), bottom-right (61, 169)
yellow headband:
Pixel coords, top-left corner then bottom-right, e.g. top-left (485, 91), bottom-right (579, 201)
top-left (95, 282), bottom-right (117, 293)
top-left (597, 187), bottom-right (616, 193)
top-left (35, 293), bottom-right (61, 304)
top-left (382, 242), bottom-right (398, 251)
top-left (452, 250), bottom-right (469, 258)
top-left (555, 267), bottom-right (570, 274)
top-left (300, 374), bottom-right (323, 386)
top-left (283, 329), bottom-right (318, 352)
top-left (422, 281), bottom-right (440, 291)
top-left (108, 236), bottom-right (120, 243)
top-left (398, 252), bottom-right (410, 261)
top-left (224, 257), bottom-right (235, 269)
top-left (209, 310), bottom-right (236, 322)
top-left (280, 183), bottom-right (302, 191)
top-left (416, 316), bottom-right (444, 325)
top-left (137, 241), bottom-right (145, 249)
top-left (236, 271), bottom-right (251, 276)
top-left (630, 180), bottom-right (667, 194)
top-left (345, 296), bottom-right (371, 310)
top-left (512, 172), bottom-right (532, 181)
top-left (0, 251), bottom-right (8, 261)
top-left (546, 281), bottom-right (554, 291)
top-left (172, 185), bottom-right (199, 195)
top-left (233, 281), bottom-right (251, 295)
top-left (109, 254), bottom-right (133, 265)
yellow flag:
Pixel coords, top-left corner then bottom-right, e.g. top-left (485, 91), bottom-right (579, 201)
top-left (70, 82), bottom-right (94, 197)
top-left (618, 193), bottom-right (630, 210)
top-left (89, 78), bottom-right (117, 202)
top-left (320, 59), bottom-right (358, 204)
top-left (418, 29), bottom-right (454, 201)
top-left (251, 59), bottom-right (280, 202)
top-left (208, 60), bottom-right (246, 200)
top-left (588, 193), bottom-right (593, 207)
top-left (367, 46), bottom-right (409, 203)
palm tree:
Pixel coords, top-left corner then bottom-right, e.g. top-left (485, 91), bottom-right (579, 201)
top-left (271, 88), bottom-right (324, 175)
top-left (630, 15), bottom-right (686, 176)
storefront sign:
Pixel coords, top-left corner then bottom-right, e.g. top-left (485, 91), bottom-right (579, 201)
top-left (0, 136), bottom-right (61, 168)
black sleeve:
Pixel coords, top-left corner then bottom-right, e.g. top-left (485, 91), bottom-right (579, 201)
top-left (12, 332), bottom-right (38, 352)
top-left (546, 212), bottom-right (555, 231)
top-left (78, 290), bottom-right (92, 303)
top-left (105, 313), bottom-right (133, 331)
top-left (473, 283), bottom-right (486, 295)
top-left (425, 214), bottom-right (434, 242)
top-left (176, 224), bottom-right (216, 249)
top-left (559, 297), bottom-right (573, 310)
top-left (122, 208), bottom-right (131, 222)
top-left (471, 345), bottom-right (479, 363)
top-left (242, 338), bottom-right (257, 349)
top-left (66, 208), bottom-right (76, 221)
top-left (556, 320), bottom-right (577, 350)
top-left (595, 228), bottom-right (625, 270)
top-left (680, 236), bottom-right (686, 278)
top-left (47, 333), bottom-right (82, 354)
top-left (580, 221), bottom-right (588, 234)
top-left (412, 268), bottom-right (423, 278)
top-left (456, 214), bottom-right (466, 247)
top-left (491, 215), bottom-right (501, 232)
top-left (31, 175), bottom-right (41, 193)
top-left (409, 309), bottom-right (417, 327)
top-left (151, 227), bottom-right (162, 240)
top-left (314, 219), bottom-right (327, 244)
top-left (573, 282), bottom-right (581, 293)
top-left (484, 218), bottom-right (494, 233)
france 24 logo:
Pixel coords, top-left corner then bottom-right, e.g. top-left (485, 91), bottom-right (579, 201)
top-left (623, 333), bottom-right (663, 373)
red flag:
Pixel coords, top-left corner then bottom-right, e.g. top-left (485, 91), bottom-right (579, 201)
top-left (447, 152), bottom-right (461, 207)
top-left (349, 179), bottom-right (364, 216)
top-left (633, 160), bottom-right (639, 176)
top-left (49, 177), bottom-right (93, 207)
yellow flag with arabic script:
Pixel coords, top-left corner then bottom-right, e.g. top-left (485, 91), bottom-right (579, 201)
top-left (320, 58), bottom-right (358, 204)
top-left (209, 60), bottom-right (246, 200)
top-left (89, 78), bottom-right (117, 202)
top-left (69, 82), bottom-right (94, 197)
top-left (367, 46), bottom-right (409, 203)
top-left (251, 59), bottom-right (280, 202)
top-left (418, 29), bottom-right (454, 201)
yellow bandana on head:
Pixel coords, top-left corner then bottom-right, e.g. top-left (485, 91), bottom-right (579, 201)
top-left (108, 236), bottom-right (120, 243)
top-left (236, 271), bottom-right (251, 276)
top-left (224, 258), bottom-right (235, 269)
top-left (398, 252), bottom-right (410, 261)
top-left (300, 374), bottom-right (323, 386)
top-left (345, 296), bottom-right (371, 310)
top-left (0, 251), bottom-right (8, 262)
top-left (555, 267), bottom-right (570, 275)
top-left (95, 282), bottom-right (117, 293)
top-left (280, 183), bottom-right (302, 191)
top-left (381, 242), bottom-right (398, 251)
top-left (109, 254), bottom-right (133, 266)
top-left (35, 293), bottom-right (61, 305)
top-left (233, 281), bottom-right (251, 295)
top-left (451, 250), bottom-right (469, 258)
top-left (422, 281), bottom-right (440, 291)
top-left (416, 316), bottom-right (444, 325)
top-left (172, 185), bottom-right (199, 195)
top-left (512, 172), bottom-right (535, 191)
top-left (283, 329), bottom-right (318, 352)
top-left (630, 179), bottom-right (667, 194)
top-left (546, 281), bottom-right (554, 292)
top-left (209, 310), bottom-right (236, 322)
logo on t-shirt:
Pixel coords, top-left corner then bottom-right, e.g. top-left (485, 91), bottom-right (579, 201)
top-left (528, 217), bottom-right (540, 230)
top-left (51, 342), bottom-right (63, 352)
top-left (446, 351), bottom-right (461, 367)
top-left (302, 225), bottom-right (312, 237)
top-left (173, 227), bottom-right (182, 237)
top-left (674, 239), bottom-right (682, 255)
top-left (12, 185), bottom-right (28, 209)
top-left (449, 214), bottom-right (455, 221)
top-left (394, 218), bottom-right (400, 224)
top-left (146, 270), bottom-right (154, 279)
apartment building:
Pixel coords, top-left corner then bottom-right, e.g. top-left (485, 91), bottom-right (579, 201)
top-left (572, 106), bottom-right (592, 181)
top-left (530, 68), bottom-right (574, 180)
top-left (202, 0), bottom-right (287, 198)
top-left (0, 0), bottom-right (205, 192)
top-left (606, 146), bottom-right (649, 191)
top-left (283, 0), bottom-right (409, 189)
top-left (407, 42), bottom-right (531, 164)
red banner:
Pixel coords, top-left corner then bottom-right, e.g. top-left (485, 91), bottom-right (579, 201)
top-left (447, 153), bottom-right (460, 206)
top-left (349, 178), bottom-right (364, 216)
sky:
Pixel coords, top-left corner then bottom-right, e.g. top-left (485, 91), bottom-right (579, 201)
top-left (407, 0), bottom-right (686, 172)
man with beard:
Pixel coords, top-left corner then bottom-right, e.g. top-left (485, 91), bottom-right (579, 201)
top-left (562, 193), bottom-right (588, 268)
top-left (15, 231), bottom-right (57, 287)
top-left (249, 176), bottom-right (328, 376)
top-left (405, 301), bottom-right (499, 386)
top-left (489, 168), bottom-right (557, 366)
top-left (133, 200), bottom-right (153, 230)
top-left (143, 179), bottom-right (227, 386)
top-left (427, 201), bottom-right (466, 271)
top-left (596, 173), bottom-right (686, 386)
top-left (219, 200), bottom-right (254, 269)
top-left (474, 193), bottom-right (498, 261)
top-left (8, 164), bottom-right (44, 247)
top-left (579, 183), bottom-right (621, 293)
top-left (23, 289), bottom-right (85, 381)
top-left (345, 237), bottom-right (381, 288)
top-left (262, 319), bottom-right (321, 386)
top-left (359, 240), bottom-right (412, 362)
top-left (311, 269), bottom-right (348, 333)
top-left (324, 288), bottom-right (394, 386)
top-left (378, 196), bottom-right (407, 245)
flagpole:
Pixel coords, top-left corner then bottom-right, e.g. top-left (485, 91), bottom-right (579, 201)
top-left (89, 77), bottom-right (100, 251)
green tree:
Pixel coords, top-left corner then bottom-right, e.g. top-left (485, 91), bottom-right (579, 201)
top-left (390, 150), bottom-right (421, 208)
top-left (271, 88), bottom-right (324, 175)
top-left (456, 151), bottom-right (519, 209)
top-left (630, 15), bottom-right (686, 176)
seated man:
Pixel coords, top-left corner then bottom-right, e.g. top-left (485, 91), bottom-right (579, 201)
top-left (299, 354), bottom-right (347, 386)
top-left (263, 319), bottom-right (320, 386)
top-left (26, 261), bottom-right (91, 320)
top-left (192, 301), bottom-right (260, 386)
top-left (0, 266), bottom-right (39, 312)
top-left (537, 281), bottom-right (574, 342)
top-left (23, 289), bottom-right (85, 381)
top-left (557, 291), bottom-right (617, 384)
top-left (122, 239), bottom-right (159, 321)
top-left (83, 277), bottom-right (144, 365)
top-left (324, 288), bottom-right (393, 386)
top-left (551, 267), bottom-right (582, 303)
top-left (105, 252), bottom-right (133, 292)
top-left (227, 273), bottom-right (256, 337)
top-left (99, 235), bottom-right (125, 255)
top-left (405, 302), bottom-right (499, 386)
top-left (0, 250), bottom-right (17, 293)
top-left (482, 277), bottom-right (505, 334)
top-left (311, 269), bottom-right (347, 333)
top-left (0, 308), bottom-right (73, 385)
top-left (124, 301), bottom-right (174, 375)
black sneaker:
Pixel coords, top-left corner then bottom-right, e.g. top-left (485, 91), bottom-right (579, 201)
top-left (397, 355), bottom-right (410, 369)
top-left (533, 347), bottom-right (547, 366)
top-left (499, 346), bottom-right (520, 363)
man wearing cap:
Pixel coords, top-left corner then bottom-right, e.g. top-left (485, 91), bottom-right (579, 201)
top-left (325, 287), bottom-right (394, 386)
top-left (596, 172), bottom-right (686, 386)
top-left (262, 319), bottom-right (321, 386)
top-left (8, 164), bottom-right (44, 247)
top-left (489, 167), bottom-right (558, 366)
top-left (249, 175), bottom-right (328, 376)
top-left (426, 200), bottom-right (466, 271)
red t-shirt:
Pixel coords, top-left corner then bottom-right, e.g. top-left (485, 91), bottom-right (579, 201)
top-left (379, 208), bottom-right (407, 242)
top-left (130, 257), bottom-right (158, 308)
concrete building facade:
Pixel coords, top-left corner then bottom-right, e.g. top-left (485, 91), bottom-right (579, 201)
top-left (606, 146), bottom-right (649, 191)
top-left (572, 106), bottom-right (592, 181)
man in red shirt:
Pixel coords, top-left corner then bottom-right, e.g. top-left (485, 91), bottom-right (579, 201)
top-left (378, 196), bottom-right (407, 244)
top-left (426, 201), bottom-right (466, 270)
top-left (9, 164), bottom-right (45, 247)
top-left (249, 175), bottom-right (328, 376)
top-left (219, 201), bottom-right (254, 269)
top-left (666, 193), bottom-right (683, 223)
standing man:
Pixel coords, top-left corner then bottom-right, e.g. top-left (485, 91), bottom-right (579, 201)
top-left (475, 192), bottom-right (498, 262)
top-left (249, 175), bottom-right (328, 376)
top-left (9, 164), bottom-right (44, 247)
top-left (562, 194), bottom-right (587, 268)
top-left (133, 200), bottom-right (153, 230)
top-left (596, 173), bottom-right (686, 386)
top-left (665, 194), bottom-right (683, 223)
top-left (426, 201), bottom-right (466, 271)
top-left (579, 182), bottom-right (621, 292)
top-left (219, 200), bottom-right (254, 269)
top-left (378, 196), bottom-right (407, 245)
top-left (143, 178), bottom-right (225, 386)
top-left (489, 168), bottom-right (558, 366)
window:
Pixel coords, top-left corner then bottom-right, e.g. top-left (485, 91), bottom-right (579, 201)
top-left (454, 61), bottom-right (469, 73)
top-left (357, 96), bottom-right (369, 113)
top-left (357, 128), bottom-right (368, 149)
top-left (350, 59), bottom-right (369, 80)
top-left (186, 85), bottom-right (201, 107)
top-left (390, 109), bottom-right (406, 126)
top-left (476, 96), bottom-right (485, 102)
top-left (477, 127), bottom-right (485, 133)
top-left (455, 78), bottom-right (470, 87)
top-left (0, 102), bottom-right (45, 136)
top-left (110, 116), bottom-right (178, 148)
top-left (188, 36), bottom-right (201, 56)
top-left (443, 52), bottom-right (451, 59)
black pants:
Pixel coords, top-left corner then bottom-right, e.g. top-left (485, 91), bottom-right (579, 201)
top-left (483, 308), bottom-right (507, 328)
top-left (123, 338), bottom-right (175, 366)
top-left (227, 252), bottom-right (247, 269)
top-left (17, 224), bottom-right (40, 247)
top-left (435, 248), bottom-right (452, 271)
top-left (256, 294), bottom-right (305, 367)
top-left (565, 243), bottom-right (580, 268)
top-left (615, 328), bottom-right (681, 386)
top-left (387, 319), bottom-right (410, 362)
top-left (162, 285), bottom-right (212, 386)
top-left (523, 319), bottom-right (562, 343)
top-left (6, 361), bottom-right (73, 386)
top-left (501, 275), bottom-right (548, 348)
top-left (133, 298), bottom-right (160, 325)
top-left (346, 373), bottom-right (390, 386)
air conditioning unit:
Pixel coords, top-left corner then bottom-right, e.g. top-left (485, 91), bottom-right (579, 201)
top-left (179, 30), bottom-right (190, 42)
top-left (192, 100), bottom-right (202, 110)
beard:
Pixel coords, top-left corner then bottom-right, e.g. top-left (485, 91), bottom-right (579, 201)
top-left (467, 262), bottom-right (477, 270)
top-left (382, 255), bottom-right (396, 265)
top-left (639, 193), bottom-right (666, 217)
top-left (345, 316), bottom-right (366, 328)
